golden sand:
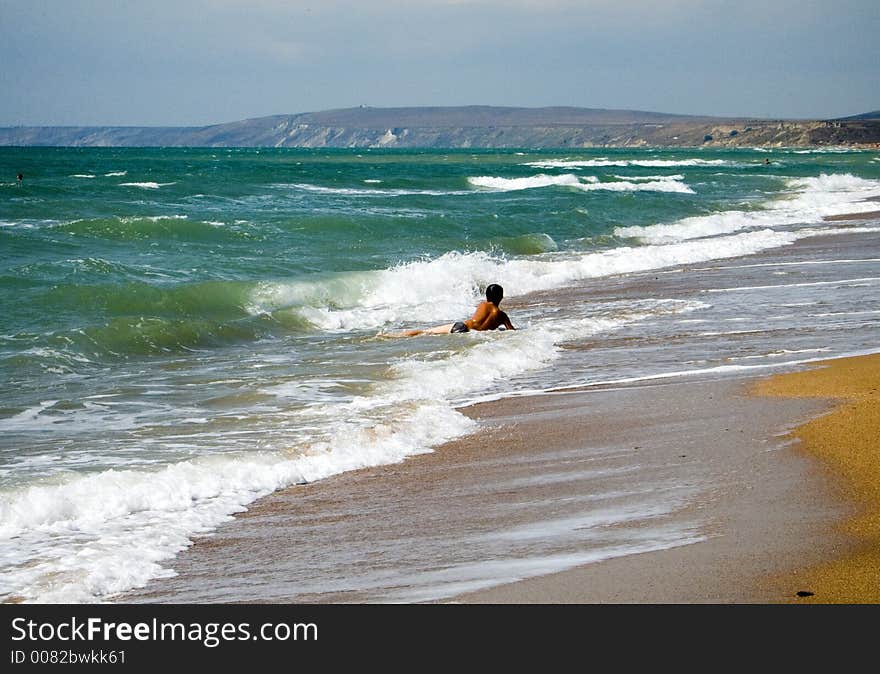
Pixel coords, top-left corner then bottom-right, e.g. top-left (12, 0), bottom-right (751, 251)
top-left (752, 353), bottom-right (880, 603)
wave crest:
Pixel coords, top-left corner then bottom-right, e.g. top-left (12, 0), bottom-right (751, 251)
top-left (616, 173), bottom-right (880, 243)
top-left (468, 174), bottom-right (694, 194)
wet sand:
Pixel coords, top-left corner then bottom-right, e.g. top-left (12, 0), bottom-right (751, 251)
top-left (124, 375), bottom-right (845, 604)
top-left (459, 354), bottom-right (880, 604)
top-left (824, 210), bottom-right (880, 222)
top-left (453, 379), bottom-right (849, 604)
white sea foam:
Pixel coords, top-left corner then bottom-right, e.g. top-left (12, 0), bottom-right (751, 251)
top-left (616, 173), bottom-right (880, 243)
top-left (71, 174), bottom-right (96, 179)
top-left (579, 179), bottom-right (695, 194)
top-left (380, 305), bottom-right (695, 405)
top-left (468, 174), bottom-right (585, 191)
top-left (468, 174), bottom-right (694, 194)
top-left (277, 183), bottom-right (470, 197)
top-left (524, 158), bottom-right (736, 169)
top-left (613, 174), bottom-right (686, 181)
top-left (121, 214), bottom-right (188, 222)
top-left (792, 148), bottom-right (866, 154)
top-left (0, 401), bottom-right (475, 602)
top-left (119, 182), bottom-right (176, 189)
top-left (104, 171), bottom-right (128, 177)
top-left (728, 348), bottom-right (832, 362)
top-left (3, 400), bottom-right (60, 428)
top-left (242, 228), bottom-right (797, 333)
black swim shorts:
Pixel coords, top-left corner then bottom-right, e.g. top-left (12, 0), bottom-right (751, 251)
top-left (450, 321), bottom-right (469, 333)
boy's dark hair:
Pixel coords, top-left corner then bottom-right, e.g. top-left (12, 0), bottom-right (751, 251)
top-left (485, 283), bottom-right (503, 304)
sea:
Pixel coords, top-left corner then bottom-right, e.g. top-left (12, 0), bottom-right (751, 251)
top-left (1, 146), bottom-right (879, 603)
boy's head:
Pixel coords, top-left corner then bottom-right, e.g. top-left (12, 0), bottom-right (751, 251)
top-left (485, 284), bottom-right (503, 304)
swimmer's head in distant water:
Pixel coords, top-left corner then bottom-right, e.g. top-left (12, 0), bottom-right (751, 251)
top-left (485, 283), bottom-right (503, 304)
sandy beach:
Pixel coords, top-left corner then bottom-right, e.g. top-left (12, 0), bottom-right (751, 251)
top-left (753, 354), bottom-right (880, 603)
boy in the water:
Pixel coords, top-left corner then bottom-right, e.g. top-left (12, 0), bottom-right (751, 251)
top-left (393, 283), bottom-right (515, 337)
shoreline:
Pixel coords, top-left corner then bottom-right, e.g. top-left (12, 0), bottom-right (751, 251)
top-left (122, 372), bottom-right (848, 604)
top-left (457, 353), bottom-right (880, 604)
top-left (120, 229), bottom-right (880, 605)
top-left (752, 353), bottom-right (880, 603)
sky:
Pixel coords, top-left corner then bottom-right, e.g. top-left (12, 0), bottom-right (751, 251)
top-left (1, 0), bottom-right (877, 126)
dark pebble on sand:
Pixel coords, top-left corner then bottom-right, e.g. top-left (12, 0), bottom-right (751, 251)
top-left (796, 590), bottom-right (815, 597)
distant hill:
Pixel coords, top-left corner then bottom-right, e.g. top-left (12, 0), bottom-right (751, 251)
top-left (1, 106), bottom-right (878, 148)
top-left (837, 110), bottom-right (880, 121)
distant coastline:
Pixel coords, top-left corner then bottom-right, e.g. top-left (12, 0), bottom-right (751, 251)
top-left (2, 106), bottom-right (879, 149)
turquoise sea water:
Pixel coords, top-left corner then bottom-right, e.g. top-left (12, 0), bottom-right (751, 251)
top-left (1, 146), bottom-right (879, 602)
